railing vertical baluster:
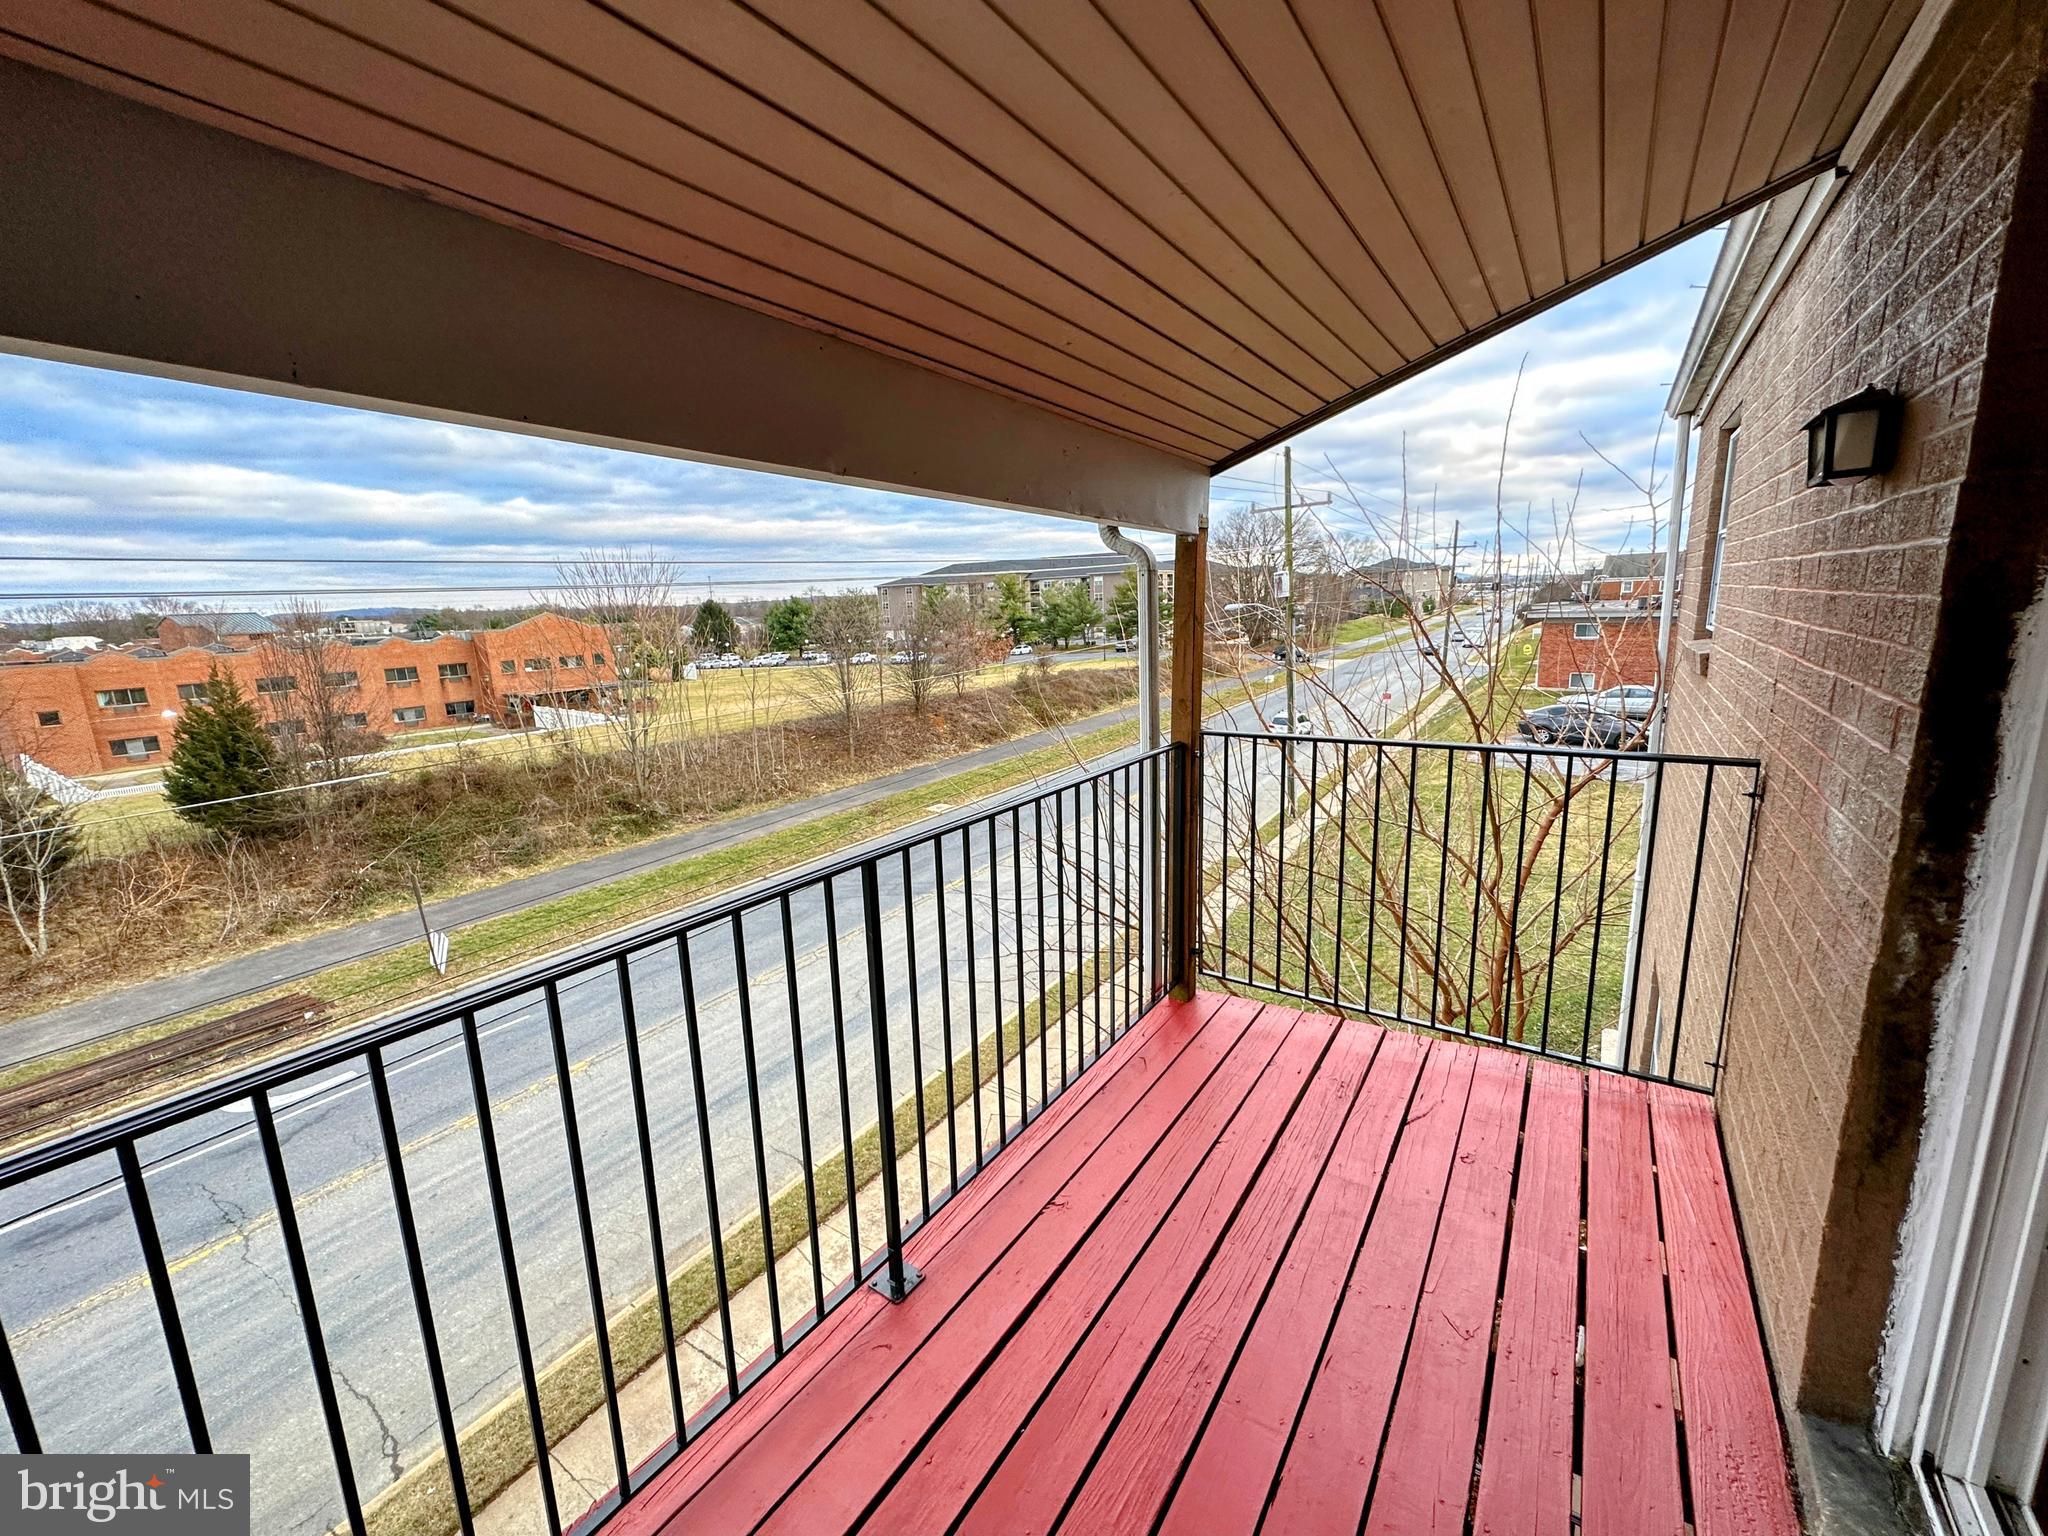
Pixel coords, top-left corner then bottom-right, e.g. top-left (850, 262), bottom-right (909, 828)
top-left (1011, 806), bottom-right (1029, 1119)
top-left (1710, 767), bottom-right (1768, 1093)
top-left (253, 1088), bottom-right (367, 1536)
top-left (1091, 779), bottom-right (1104, 1057)
top-left (932, 834), bottom-right (960, 1195)
top-left (777, 893), bottom-right (828, 1319)
top-left (0, 1313), bottom-right (38, 1454)
top-left (1621, 758), bottom-right (1670, 1066)
top-left (1366, 743), bottom-right (1384, 1016)
top-left (1665, 763), bottom-right (1720, 1082)
top-left (364, 1054), bottom-right (475, 1531)
top-left (611, 958), bottom-right (687, 1446)
top-left (1504, 759), bottom-right (1535, 1043)
top-left (540, 979), bottom-right (631, 1495)
top-left (1540, 756), bottom-right (1573, 1056)
top-left (118, 1140), bottom-right (211, 1454)
top-left (1236, 745), bottom-right (1253, 987)
top-left (1303, 738), bottom-right (1320, 994)
top-left (1054, 788), bottom-right (1070, 1088)
top-left (1581, 765), bottom-right (1623, 1064)
top-left (1034, 796), bottom-right (1050, 1100)
top-left (1467, 752), bottom-right (1493, 1031)
top-left (1273, 738), bottom-right (1288, 986)
top-left (987, 817), bottom-right (1008, 1147)
top-left (962, 826), bottom-right (985, 1169)
top-left (860, 861), bottom-right (920, 1302)
top-left (1217, 737), bottom-right (1232, 976)
top-left (1124, 762), bottom-right (1138, 1028)
top-left (675, 936), bottom-right (741, 1398)
top-left (727, 916), bottom-right (784, 1354)
top-left (1430, 746), bottom-right (1455, 1026)
top-left (901, 848), bottom-right (930, 1225)
top-left (819, 884), bottom-right (865, 1272)
top-left (1332, 743), bottom-right (1352, 1001)
top-left (1396, 745), bottom-right (1420, 1015)
top-left (461, 1012), bottom-right (560, 1536)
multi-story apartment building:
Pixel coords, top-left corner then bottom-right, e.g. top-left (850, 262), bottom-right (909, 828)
top-left (878, 552), bottom-right (1174, 637)
top-left (0, 611), bottom-right (614, 776)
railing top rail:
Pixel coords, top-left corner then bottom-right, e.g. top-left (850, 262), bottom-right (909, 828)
top-left (0, 742), bottom-right (1177, 1188)
top-left (1199, 725), bottom-right (1762, 772)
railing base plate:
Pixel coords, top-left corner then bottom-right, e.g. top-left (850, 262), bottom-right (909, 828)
top-left (870, 1262), bottom-right (923, 1303)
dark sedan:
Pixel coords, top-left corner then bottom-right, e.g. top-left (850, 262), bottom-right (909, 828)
top-left (1514, 701), bottom-right (1638, 749)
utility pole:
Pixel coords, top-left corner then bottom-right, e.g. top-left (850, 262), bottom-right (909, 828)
top-left (1283, 445), bottom-right (1296, 729)
top-left (1246, 464), bottom-right (1329, 730)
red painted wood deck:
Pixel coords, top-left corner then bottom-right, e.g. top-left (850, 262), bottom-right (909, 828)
top-left (609, 992), bottom-right (1800, 1536)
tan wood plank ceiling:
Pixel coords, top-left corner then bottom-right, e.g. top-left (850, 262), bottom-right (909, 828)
top-left (0, 0), bottom-right (1922, 469)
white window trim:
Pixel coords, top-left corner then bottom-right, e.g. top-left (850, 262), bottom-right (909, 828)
top-left (1706, 425), bottom-right (1739, 634)
top-left (1572, 621), bottom-right (1600, 640)
top-left (1881, 600), bottom-right (2048, 1534)
top-left (1567, 671), bottom-right (1595, 691)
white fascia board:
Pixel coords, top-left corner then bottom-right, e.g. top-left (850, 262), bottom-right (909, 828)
top-left (0, 59), bottom-right (1205, 534)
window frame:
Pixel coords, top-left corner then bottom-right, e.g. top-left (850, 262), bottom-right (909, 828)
top-left (95, 686), bottom-right (148, 710)
top-left (384, 665), bottom-right (420, 687)
top-left (437, 662), bottom-right (470, 682)
top-left (391, 704), bottom-right (426, 725)
top-left (35, 709), bottom-right (60, 727)
top-left (1705, 423), bottom-right (1740, 636)
top-left (1567, 671), bottom-right (1596, 691)
top-left (1572, 621), bottom-right (1600, 641)
top-left (108, 734), bottom-right (161, 758)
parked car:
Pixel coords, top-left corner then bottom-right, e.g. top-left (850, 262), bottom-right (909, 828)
top-left (1515, 701), bottom-right (1634, 748)
top-left (887, 650), bottom-right (911, 664)
top-left (1111, 638), bottom-right (1137, 653)
top-left (850, 651), bottom-right (877, 665)
top-left (800, 650), bottom-right (828, 663)
top-left (1272, 644), bottom-right (1312, 663)
top-left (1580, 684), bottom-right (1659, 722)
top-left (1266, 711), bottom-right (1316, 735)
top-left (1009, 643), bottom-right (1034, 657)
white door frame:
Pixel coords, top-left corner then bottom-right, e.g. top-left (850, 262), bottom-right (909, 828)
top-left (1881, 603), bottom-right (2048, 1533)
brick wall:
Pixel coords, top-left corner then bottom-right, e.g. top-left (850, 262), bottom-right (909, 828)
top-left (0, 613), bottom-right (613, 776)
top-left (1534, 616), bottom-right (1659, 689)
top-left (1646, 0), bottom-right (2047, 1421)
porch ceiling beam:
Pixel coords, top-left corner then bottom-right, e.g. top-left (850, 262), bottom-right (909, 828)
top-left (0, 59), bottom-right (1205, 535)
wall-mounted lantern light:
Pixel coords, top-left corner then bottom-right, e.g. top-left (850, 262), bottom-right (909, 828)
top-left (1804, 386), bottom-right (1903, 486)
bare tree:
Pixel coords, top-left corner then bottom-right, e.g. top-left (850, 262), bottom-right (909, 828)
top-left (255, 600), bottom-right (385, 787)
top-left (0, 764), bottom-right (77, 958)
top-left (889, 587), bottom-right (945, 715)
top-left (932, 590), bottom-right (999, 699)
top-left (553, 549), bottom-right (689, 796)
top-left (804, 590), bottom-right (881, 755)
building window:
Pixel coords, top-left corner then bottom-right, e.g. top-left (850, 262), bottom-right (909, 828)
top-left (393, 705), bottom-right (426, 724)
top-left (1568, 671), bottom-right (1595, 691)
top-left (385, 666), bottom-right (419, 686)
top-left (500, 659), bottom-right (516, 674)
top-left (1706, 425), bottom-right (1739, 635)
top-left (1619, 579), bottom-right (1636, 595)
top-left (324, 669), bottom-right (359, 689)
top-left (593, 652), bottom-right (607, 668)
top-left (438, 662), bottom-right (469, 682)
top-left (341, 712), bottom-right (368, 729)
top-left (108, 735), bottom-right (160, 759)
top-left (256, 675), bottom-right (296, 694)
top-left (176, 681), bottom-right (210, 701)
top-left (557, 654), bottom-right (577, 668)
top-left (95, 687), bottom-right (147, 711)
top-left (1573, 622), bottom-right (1599, 640)
top-left (35, 710), bottom-right (59, 727)
top-left (524, 657), bottom-right (547, 672)
top-left (445, 700), bottom-right (476, 718)
top-left (266, 719), bottom-right (305, 737)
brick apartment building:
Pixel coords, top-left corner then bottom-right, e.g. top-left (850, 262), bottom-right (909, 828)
top-left (0, 610), bottom-right (614, 776)
top-left (1629, 0), bottom-right (2048, 1508)
top-left (1587, 550), bottom-right (1665, 602)
top-left (1526, 600), bottom-right (1660, 690)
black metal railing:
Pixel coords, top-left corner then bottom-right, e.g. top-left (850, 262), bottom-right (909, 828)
top-left (1197, 729), bottom-right (1762, 1090)
top-left (0, 746), bottom-right (1175, 1536)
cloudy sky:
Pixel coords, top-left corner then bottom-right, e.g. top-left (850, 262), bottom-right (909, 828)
top-left (0, 229), bottom-right (1717, 615)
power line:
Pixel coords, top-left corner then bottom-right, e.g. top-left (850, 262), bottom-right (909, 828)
top-left (0, 554), bottom-right (1000, 567)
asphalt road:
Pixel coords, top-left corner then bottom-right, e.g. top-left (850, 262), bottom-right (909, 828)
top-left (0, 626), bottom-right (1460, 1534)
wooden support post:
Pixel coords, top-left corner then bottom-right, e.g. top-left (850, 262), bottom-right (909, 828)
top-left (1167, 522), bottom-right (1208, 999)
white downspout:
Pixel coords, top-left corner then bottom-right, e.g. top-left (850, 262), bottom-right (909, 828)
top-left (1615, 412), bottom-right (1692, 1069)
top-left (1100, 525), bottom-right (1160, 751)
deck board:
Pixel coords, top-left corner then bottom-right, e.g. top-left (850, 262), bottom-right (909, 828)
top-left (603, 995), bottom-right (1798, 1536)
